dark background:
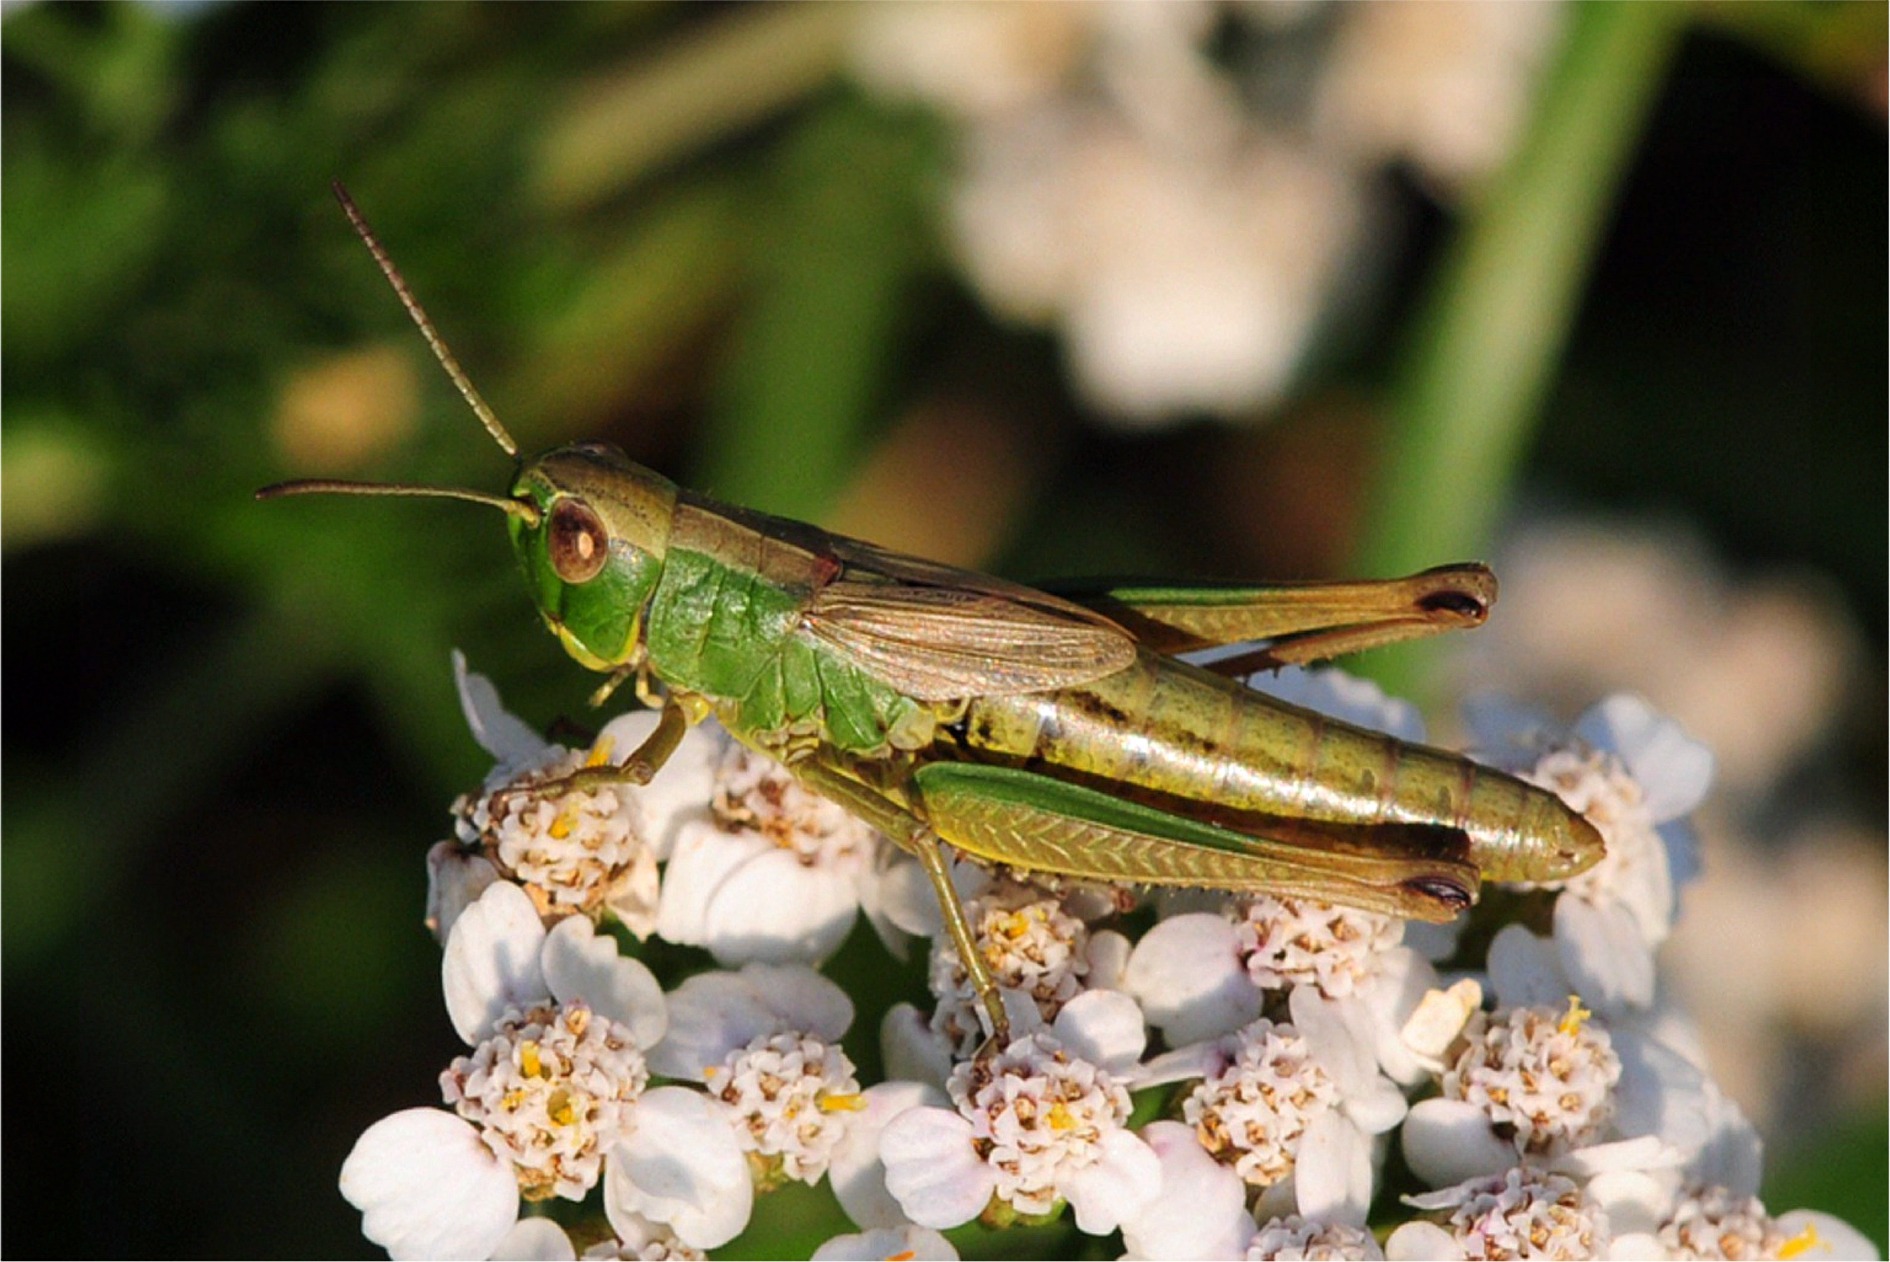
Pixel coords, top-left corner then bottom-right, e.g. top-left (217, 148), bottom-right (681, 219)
top-left (4, 4), bottom-right (1883, 1257)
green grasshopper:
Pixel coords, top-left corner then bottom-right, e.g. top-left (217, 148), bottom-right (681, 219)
top-left (262, 186), bottom-right (1603, 1043)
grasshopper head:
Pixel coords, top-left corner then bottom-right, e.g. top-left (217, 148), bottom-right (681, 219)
top-left (510, 442), bottom-right (677, 672)
top-left (256, 188), bottom-right (676, 677)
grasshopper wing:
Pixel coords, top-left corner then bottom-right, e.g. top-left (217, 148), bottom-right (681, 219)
top-left (804, 538), bottom-right (1138, 701)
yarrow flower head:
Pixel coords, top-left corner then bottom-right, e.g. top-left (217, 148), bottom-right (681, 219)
top-left (441, 997), bottom-right (648, 1201)
top-left (433, 654), bottom-right (719, 940)
top-left (878, 990), bottom-right (1158, 1236)
top-left (924, 876), bottom-right (1126, 1058)
top-left (341, 881), bottom-right (751, 1259)
top-left (1246, 1213), bottom-right (1387, 1261)
top-left (1389, 1166), bottom-right (1609, 1260)
top-left (1185, 1016), bottom-right (1340, 1189)
top-left (1442, 999), bottom-right (1620, 1158)
top-left (1466, 693), bottom-right (1713, 1014)
top-left (647, 963), bottom-right (865, 1190)
top-left (1236, 896), bottom-right (1404, 998)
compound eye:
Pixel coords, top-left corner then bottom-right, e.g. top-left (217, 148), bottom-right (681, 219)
top-left (548, 498), bottom-right (609, 583)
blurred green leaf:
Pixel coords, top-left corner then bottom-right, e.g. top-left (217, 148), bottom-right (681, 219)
top-left (697, 97), bottom-right (944, 518)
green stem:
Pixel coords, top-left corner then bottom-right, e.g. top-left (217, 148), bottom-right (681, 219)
top-left (1355, 2), bottom-right (1684, 701)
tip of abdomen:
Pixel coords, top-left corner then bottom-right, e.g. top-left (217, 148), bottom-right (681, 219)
top-left (1476, 795), bottom-right (1607, 884)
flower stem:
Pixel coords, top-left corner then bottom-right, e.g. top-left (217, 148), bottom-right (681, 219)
top-left (1354, 2), bottom-right (1684, 701)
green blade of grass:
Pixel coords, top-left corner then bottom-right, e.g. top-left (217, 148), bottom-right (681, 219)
top-left (1354, 2), bottom-right (1685, 702)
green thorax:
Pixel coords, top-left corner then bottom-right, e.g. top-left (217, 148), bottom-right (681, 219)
top-left (644, 496), bottom-right (933, 754)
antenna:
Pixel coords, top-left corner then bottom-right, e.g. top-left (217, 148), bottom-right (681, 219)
top-left (330, 181), bottom-right (520, 459)
top-left (255, 478), bottom-right (541, 526)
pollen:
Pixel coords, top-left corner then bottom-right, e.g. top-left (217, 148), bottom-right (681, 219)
top-left (818, 1090), bottom-right (866, 1114)
top-left (585, 736), bottom-right (616, 768)
top-left (1778, 1220), bottom-right (1824, 1259)
top-left (519, 1040), bottom-right (544, 1077)
top-left (1558, 995), bottom-right (1592, 1036)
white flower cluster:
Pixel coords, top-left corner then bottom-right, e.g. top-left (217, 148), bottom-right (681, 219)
top-left (340, 657), bottom-right (1877, 1260)
top-left (850, 3), bottom-right (1563, 424)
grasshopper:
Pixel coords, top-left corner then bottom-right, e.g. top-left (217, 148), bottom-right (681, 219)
top-left (262, 186), bottom-right (1603, 1044)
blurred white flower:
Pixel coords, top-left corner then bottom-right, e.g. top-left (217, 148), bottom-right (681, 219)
top-left (1314, 1), bottom-right (1564, 195)
top-left (878, 990), bottom-right (1157, 1234)
top-left (1465, 692), bottom-right (1712, 1014)
top-left (342, 882), bottom-right (746, 1256)
top-left (854, 3), bottom-right (1563, 423)
top-left (1469, 518), bottom-right (1862, 804)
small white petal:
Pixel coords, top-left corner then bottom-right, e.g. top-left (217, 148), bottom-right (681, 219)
top-left (830, 1080), bottom-right (950, 1230)
top-left (742, 961), bottom-right (855, 1041)
top-left (454, 651), bottom-right (550, 768)
top-left (879, 1106), bottom-right (997, 1229)
top-left (489, 1216), bottom-right (576, 1261)
top-left (1400, 1098), bottom-right (1518, 1187)
top-left (857, 851), bottom-right (915, 962)
top-left (1290, 987), bottom-right (1376, 1101)
top-left (1485, 923), bottom-right (1568, 1010)
top-left (647, 970), bottom-right (779, 1080)
top-left (1612, 1029), bottom-right (1712, 1154)
top-left (607, 1087), bottom-right (752, 1248)
top-left (1061, 1127), bottom-right (1163, 1235)
top-left (1605, 1232), bottom-right (1667, 1260)
top-left (872, 851), bottom-right (942, 938)
top-left (1772, 1210), bottom-right (1883, 1261)
top-left (654, 823), bottom-right (754, 946)
top-left (1584, 1169), bottom-right (1671, 1238)
top-left (880, 1002), bottom-right (955, 1092)
top-left (659, 829), bottom-right (859, 965)
top-left (426, 841), bottom-right (501, 944)
top-left (1122, 913), bottom-right (1260, 1044)
top-left (1119, 1121), bottom-right (1252, 1260)
top-left (443, 882), bottom-right (549, 1045)
top-left (812, 1225), bottom-right (960, 1261)
top-left (1050, 988), bottom-right (1147, 1076)
top-left (1547, 1135), bottom-right (1676, 1180)
top-left (540, 915), bottom-right (667, 1049)
top-left (1554, 896), bottom-right (1655, 1013)
top-left (1295, 1111), bottom-right (1372, 1226)
top-left (603, 714), bottom-right (723, 858)
top-left (1137, 1039), bottom-right (1224, 1089)
top-left (1084, 928), bottom-right (1133, 990)
top-left (1385, 1220), bottom-right (1465, 1261)
top-left (340, 1108), bottom-right (519, 1261)
top-left (1573, 694), bottom-right (1713, 822)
